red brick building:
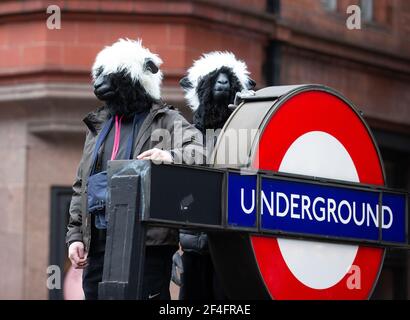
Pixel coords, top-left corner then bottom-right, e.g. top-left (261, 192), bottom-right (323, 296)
top-left (0, 0), bottom-right (408, 299)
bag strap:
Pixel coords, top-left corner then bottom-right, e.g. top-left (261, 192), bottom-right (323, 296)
top-left (110, 115), bottom-right (124, 161)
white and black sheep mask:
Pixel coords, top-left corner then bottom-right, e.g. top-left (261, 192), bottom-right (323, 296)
top-left (180, 51), bottom-right (255, 111)
top-left (92, 38), bottom-right (163, 100)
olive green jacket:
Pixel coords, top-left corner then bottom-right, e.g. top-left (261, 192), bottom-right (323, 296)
top-left (66, 103), bottom-right (203, 252)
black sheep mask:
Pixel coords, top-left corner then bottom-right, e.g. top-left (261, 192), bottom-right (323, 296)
top-left (180, 51), bottom-right (256, 132)
top-left (92, 39), bottom-right (163, 117)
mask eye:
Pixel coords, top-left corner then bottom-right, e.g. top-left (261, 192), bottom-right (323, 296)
top-left (179, 77), bottom-right (193, 90)
top-left (144, 58), bottom-right (159, 74)
top-left (247, 78), bottom-right (256, 90)
top-left (94, 66), bottom-right (104, 78)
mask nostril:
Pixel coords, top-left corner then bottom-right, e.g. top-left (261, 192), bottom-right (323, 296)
top-left (94, 81), bottom-right (102, 90)
top-left (93, 75), bottom-right (105, 89)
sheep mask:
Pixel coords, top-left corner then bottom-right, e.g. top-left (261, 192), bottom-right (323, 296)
top-left (180, 51), bottom-right (255, 131)
top-left (92, 39), bottom-right (163, 116)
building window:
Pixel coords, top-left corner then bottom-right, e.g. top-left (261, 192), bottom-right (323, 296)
top-left (321, 0), bottom-right (337, 12)
top-left (49, 187), bottom-right (74, 300)
top-left (361, 0), bottom-right (373, 22)
top-left (267, 0), bottom-right (280, 14)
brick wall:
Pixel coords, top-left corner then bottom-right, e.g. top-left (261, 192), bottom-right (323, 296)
top-left (0, 0), bottom-right (271, 87)
top-left (279, 0), bottom-right (410, 58)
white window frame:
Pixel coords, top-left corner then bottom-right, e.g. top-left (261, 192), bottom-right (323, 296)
top-left (321, 0), bottom-right (338, 12)
top-left (361, 0), bottom-right (374, 22)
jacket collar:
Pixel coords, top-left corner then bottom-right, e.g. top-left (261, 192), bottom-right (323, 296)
top-left (83, 102), bottom-right (168, 135)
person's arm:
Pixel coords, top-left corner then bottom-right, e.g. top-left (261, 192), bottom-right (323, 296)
top-left (66, 164), bottom-right (84, 245)
top-left (138, 109), bottom-right (204, 165)
top-left (66, 131), bottom-right (90, 268)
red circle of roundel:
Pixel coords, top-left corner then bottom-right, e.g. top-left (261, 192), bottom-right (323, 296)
top-left (250, 90), bottom-right (385, 300)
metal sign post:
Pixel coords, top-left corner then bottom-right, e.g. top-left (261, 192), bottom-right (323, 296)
top-left (98, 171), bottom-right (145, 300)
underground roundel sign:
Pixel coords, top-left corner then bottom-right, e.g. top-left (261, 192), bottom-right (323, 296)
top-left (252, 87), bottom-right (385, 300)
top-left (212, 85), bottom-right (392, 300)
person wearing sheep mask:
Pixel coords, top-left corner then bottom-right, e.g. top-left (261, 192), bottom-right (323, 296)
top-left (179, 51), bottom-right (256, 300)
top-left (66, 39), bottom-right (203, 300)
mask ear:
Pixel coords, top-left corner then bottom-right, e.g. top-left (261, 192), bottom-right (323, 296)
top-left (179, 77), bottom-right (193, 90)
top-left (144, 58), bottom-right (159, 74)
top-left (247, 78), bottom-right (256, 90)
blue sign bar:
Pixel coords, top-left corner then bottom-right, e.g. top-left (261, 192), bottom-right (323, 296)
top-left (227, 172), bottom-right (407, 244)
top-left (227, 173), bottom-right (257, 229)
